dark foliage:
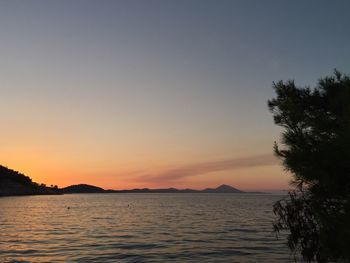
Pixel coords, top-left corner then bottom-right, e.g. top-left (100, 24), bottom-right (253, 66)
top-left (0, 165), bottom-right (34, 185)
top-left (268, 70), bottom-right (350, 262)
top-left (0, 165), bottom-right (59, 195)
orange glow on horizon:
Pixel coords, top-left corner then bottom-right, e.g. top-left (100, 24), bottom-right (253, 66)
top-left (0, 129), bottom-right (289, 191)
top-left (0, 151), bottom-right (290, 191)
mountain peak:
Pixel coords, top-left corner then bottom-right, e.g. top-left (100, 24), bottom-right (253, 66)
top-left (216, 184), bottom-right (238, 190)
top-left (203, 184), bottom-right (243, 193)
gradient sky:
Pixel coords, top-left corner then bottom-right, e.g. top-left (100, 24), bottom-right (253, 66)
top-left (1, 0), bottom-right (349, 190)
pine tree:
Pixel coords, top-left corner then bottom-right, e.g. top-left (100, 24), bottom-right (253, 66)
top-left (268, 70), bottom-right (350, 262)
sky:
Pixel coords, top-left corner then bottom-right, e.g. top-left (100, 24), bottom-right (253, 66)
top-left (0, 0), bottom-right (349, 190)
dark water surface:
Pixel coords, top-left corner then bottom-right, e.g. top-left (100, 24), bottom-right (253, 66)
top-left (0, 193), bottom-right (291, 262)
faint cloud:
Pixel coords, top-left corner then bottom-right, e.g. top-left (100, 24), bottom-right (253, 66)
top-left (139, 154), bottom-right (277, 183)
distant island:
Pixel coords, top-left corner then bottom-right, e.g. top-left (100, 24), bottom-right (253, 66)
top-left (1, 165), bottom-right (265, 196)
top-left (60, 183), bottom-right (244, 194)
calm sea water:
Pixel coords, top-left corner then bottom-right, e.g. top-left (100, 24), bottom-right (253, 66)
top-left (0, 193), bottom-right (291, 262)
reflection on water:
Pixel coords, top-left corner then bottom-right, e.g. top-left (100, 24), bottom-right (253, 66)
top-left (0, 193), bottom-right (291, 262)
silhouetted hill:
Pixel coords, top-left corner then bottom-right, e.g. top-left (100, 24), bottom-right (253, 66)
top-left (61, 184), bottom-right (248, 194)
top-left (0, 165), bottom-right (60, 196)
top-left (0, 165), bottom-right (257, 196)
top-left (60, 184), bottom-right (106, 193)
top-left (203, 184), bottom-right (243, 193)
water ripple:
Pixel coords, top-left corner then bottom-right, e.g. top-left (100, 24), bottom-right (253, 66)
top-left (0, 193), bottom-right (291, 262)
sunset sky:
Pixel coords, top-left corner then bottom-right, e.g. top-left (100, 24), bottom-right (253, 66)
top-left (1, 0), bottom-right (349, 190)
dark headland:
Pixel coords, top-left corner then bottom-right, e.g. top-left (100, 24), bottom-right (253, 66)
top-left (1, 165), bottom-right (265, 196)
top-left (0, 165), bottom-right (60, 196)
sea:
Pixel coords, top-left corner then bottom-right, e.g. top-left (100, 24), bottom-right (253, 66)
top-left (0, 193), bottom-right (292, 262)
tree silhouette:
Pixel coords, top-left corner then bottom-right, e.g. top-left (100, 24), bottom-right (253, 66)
top-left (268, 70), bottom-right (350, 262)
top-left (0, 165), bottom-right (59, 195)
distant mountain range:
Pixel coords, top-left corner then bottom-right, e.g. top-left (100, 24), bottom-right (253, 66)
top-left (1, 164), bottom-right (264, 196)
top-left (60, 183), bottom-right (244, 194)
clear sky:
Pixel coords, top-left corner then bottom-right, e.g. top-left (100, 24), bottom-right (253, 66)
top-left (0, 0), bottom-right (349, 190)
